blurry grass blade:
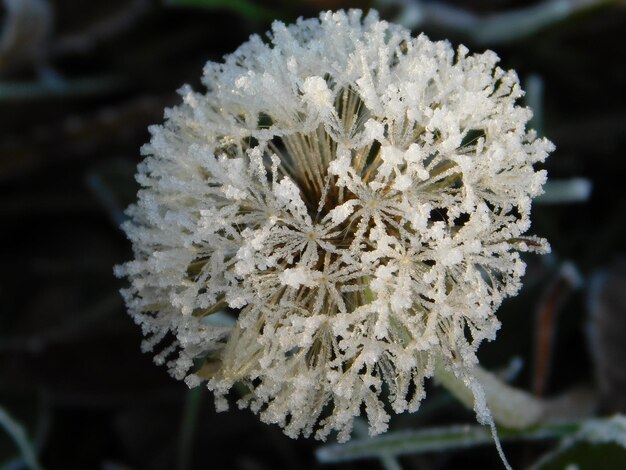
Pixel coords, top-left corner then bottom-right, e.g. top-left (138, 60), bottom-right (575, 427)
top-left (525, 74), bottom-right (544, 135)
top-left (353, 417), bottom-right (404, 470)
top-left (532, 415), bottom-right (626, 469)
top-left (0, 0), bottom-right (52, 74)
top-left (0, 406), bottom-right (42, 470)
top-left (316, 422), bottom-right (581, 463)
top-left (166, 0), bottom-right (278, 20)
top-left (389, 0), bottom-right (617, 45)
top-left (380, 455), bottom-right (403, 470)
top-left (535, 178), bottom-right (592, 204)
top-left (576, 415), bottom-right (626, 447)
top-left (0, 75), bottom-right (125, 101)
top-left (471, 0), bottom-right (581, 45)
top-left (434, 360), bottom-right (546, 429)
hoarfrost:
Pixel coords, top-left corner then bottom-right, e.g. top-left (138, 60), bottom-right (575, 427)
top-left (116, 9), bottom-right (553, 442)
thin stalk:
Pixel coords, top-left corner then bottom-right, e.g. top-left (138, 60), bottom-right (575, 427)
top-left (177, 387), bottom-right (203, 470)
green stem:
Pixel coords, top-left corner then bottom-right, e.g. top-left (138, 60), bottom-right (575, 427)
top-left (177, 386), bottom-right (203, 470)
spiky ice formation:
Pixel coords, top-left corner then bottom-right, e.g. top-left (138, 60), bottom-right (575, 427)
top-left (116, 9), bottom-right (553, 442)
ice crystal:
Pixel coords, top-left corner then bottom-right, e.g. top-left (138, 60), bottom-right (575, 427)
top-left (116, 9), bottom-right (553, 442)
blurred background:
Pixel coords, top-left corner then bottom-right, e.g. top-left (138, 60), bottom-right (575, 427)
top-left (0, 0), bottom-right (625, 469)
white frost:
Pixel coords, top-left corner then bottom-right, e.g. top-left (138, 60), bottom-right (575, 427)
top-left (116, 8), bottom-right (553, 444)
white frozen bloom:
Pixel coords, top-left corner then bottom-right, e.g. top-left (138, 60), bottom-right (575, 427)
top-left (116, 9), bottom-right (553, 442)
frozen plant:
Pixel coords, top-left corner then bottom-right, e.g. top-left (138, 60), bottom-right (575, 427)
top-left (116, 9), bottom-right (553, 443)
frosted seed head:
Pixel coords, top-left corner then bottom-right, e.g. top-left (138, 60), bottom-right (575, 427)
top-left (116, 8), bottom-right (553, 443)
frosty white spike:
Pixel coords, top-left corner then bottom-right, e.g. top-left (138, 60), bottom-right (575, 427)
top-left (116, 9), bottom-right (553, 443)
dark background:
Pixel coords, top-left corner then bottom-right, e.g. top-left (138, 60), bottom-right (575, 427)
top-left (1, 1), bottom-right (625, 469)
